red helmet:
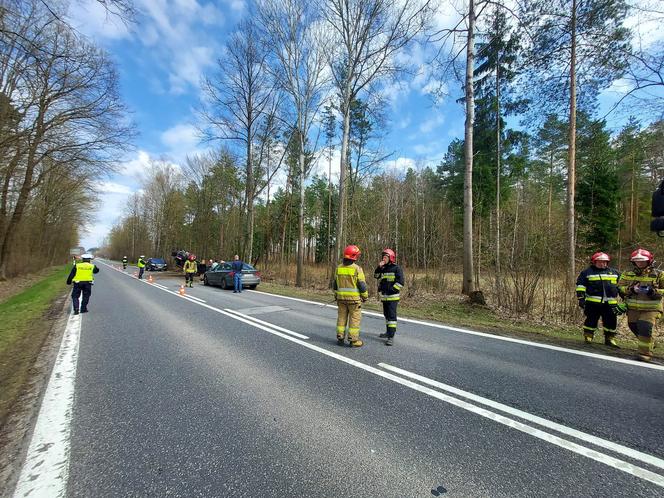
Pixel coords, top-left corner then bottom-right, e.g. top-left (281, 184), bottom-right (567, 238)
top-left (590, 252), bottom-right (610, 264)
top-left (343, 245), bottom-right (361, 261)
top-left (631, 248), bottom-right (653, 263)
top-left (188, 254), bottom-right (196, 261)
top-left (382, 248), bottom-right (396, 263)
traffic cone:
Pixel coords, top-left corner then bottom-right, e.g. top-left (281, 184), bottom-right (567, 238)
top-left (179, 285), bottom-right (185, 296)
top-left (148, 274), bottom-right (153, 283)
top-left (133, 271), bottom-right (138, 277)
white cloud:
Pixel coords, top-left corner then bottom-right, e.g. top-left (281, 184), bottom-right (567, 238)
top-left (419, 113), bottom-right (445, 134)
top-left (160, 122), bottom-right (208, 163)
top-left (68, 0), bottom-right (132, 41)
top-left (383, 157), bottom-right (416, 174)
top-left (119, 150), bottom-right (152, 176)
top-left (98, 181), bottom-right (134, 195)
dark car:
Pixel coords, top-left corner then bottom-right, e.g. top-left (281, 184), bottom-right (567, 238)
top-left (147, 258), bottom-right (167, 271)
top-left (203, 262), bottom-right (261, 290)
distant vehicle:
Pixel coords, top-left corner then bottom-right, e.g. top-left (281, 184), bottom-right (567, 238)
top-left (147, 258), bottom-right (167, 271)
top-left (203, 262), bottom-right (261, 290)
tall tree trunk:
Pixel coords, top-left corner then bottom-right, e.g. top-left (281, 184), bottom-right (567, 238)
top-left (629, 156), bottom-right (635, 241)
top-left (333, 94), bottom-right (351, 279)
top-left (495, 65), bottom-right (501, 285)
top-left (327, 145), bottom-right (332, 276)
top-left (296, 129), bottom-right (305, 287)
top-left (246, 138), bottom-right (254, 263)
top-left (462, 0), bottom-right (476, 295)
top-left (567, 0), bottom-right (577, 284)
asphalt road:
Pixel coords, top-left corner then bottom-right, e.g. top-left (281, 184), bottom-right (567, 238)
top-left (20, 261), bottom-right (664, 497)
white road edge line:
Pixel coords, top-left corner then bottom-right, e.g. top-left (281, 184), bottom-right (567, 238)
top-left (247, 290), bottom-right (664, 372)
top-left (183, 294), bottom-right (206, 303)
top-left (13, 312), bottom-right (81, 498)
top-left (101, 260), bottom-right (664, 487)
top-left (378, 363), bottom-right (664, 471)
top-left (224, 309), bottom-right (309, 339)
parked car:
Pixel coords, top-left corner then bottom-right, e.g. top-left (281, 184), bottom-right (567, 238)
top-left (203, 262), bottom-right (261, 290)
top-left (147, 257), bottom-right (167, 271)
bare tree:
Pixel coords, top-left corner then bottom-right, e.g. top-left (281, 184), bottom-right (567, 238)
top-left (201, 19), bottom-right (275, 262)
top-left (258, 0), bottom-right (330, 286)
top-left (0, 1), bottom-right (133, 278)
top-left (321, 0), bottom-right (433, 267)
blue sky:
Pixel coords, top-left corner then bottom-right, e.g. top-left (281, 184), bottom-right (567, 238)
top-left (68, 0), bottom-right (661, 250)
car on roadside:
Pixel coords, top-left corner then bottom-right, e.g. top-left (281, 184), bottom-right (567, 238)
top-left (146, 257), bottom-right (167, 271)
top-left (203, 262), bottom-right (261, 290)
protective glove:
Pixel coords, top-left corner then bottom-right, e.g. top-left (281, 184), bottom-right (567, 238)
top-left (614, 303), bottom-right (627, 315)
top-left (578, 298), bottom-right (585, 309)
top-left (610, 304), bottom-right (618, 315)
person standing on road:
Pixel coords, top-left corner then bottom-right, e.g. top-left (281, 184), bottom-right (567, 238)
top-left (137, 255), bottom-right (146, 279)
top-left (122, 255), bottom-right (128, 270)
top-left (575, 252), bottom-right (620, 347)
top-left (334, 245), bottom-right (369, 347)
top-left (617, 248), bottom-right (664, 362)
top-left (66, 253), bottom-right (99, 315)
top-left (232, 255), bottom-right (244, 293)
top-left (374, 248), bottom-right (405, 346)
top-left (183, 254), bottom-right (197, 288)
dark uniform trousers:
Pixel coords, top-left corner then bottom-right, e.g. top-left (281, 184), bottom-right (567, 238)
top-left (72, 282), bottom-right (92, 312)
top-left (382, 301), bottom-right (398, 338)
top-left (583, 302), bottom-right (617, 339)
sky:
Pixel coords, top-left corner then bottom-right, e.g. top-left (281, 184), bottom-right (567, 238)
top-left (67, 0), bottom-right (662, 250)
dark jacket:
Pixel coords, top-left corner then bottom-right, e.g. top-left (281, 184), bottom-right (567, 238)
top-left (374, 262), bottom-right (405, 301)
top-left (575, 265), bottom-right (620, 305)
top-left (231, 260), bottom-right (244, 273)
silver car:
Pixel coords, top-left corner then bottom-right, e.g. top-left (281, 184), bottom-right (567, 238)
top-left (203, 262), bottom-right (261, 290)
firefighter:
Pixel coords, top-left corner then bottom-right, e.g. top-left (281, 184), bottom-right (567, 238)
top-left (374, 248), bottom-right (405, 346)
top-left (617, 248), bottom-right (664, 362)
top-left (66, 253), bottom-right (99, 315)
top-left (183, 254), bottom-right (197, 288)
top-left (137, 255), bottom-right (146, 279)
top-left (334, 245), bottom-right (369, 347)
top-left (122, 255), bottom-right (128, 270)
top-left (575, 252), bottom-right (621, 347)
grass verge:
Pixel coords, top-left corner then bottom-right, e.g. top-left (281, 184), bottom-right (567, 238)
top-left (258, 281), bottom-right (660, 360)
top-left (0, 266), bottom-right (69, 426)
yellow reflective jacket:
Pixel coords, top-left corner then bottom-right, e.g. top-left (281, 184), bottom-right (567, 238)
top-left (183, 260), bottom-right (197, 273)
top-left (617, 267), bottom-right (664, 312)
top-left (334, 262), bottom-right (369, 303)
top-left (72, 262), bottom-right (95, 283)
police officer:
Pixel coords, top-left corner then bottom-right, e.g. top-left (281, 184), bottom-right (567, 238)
top-left (617, 248), bottom-right (664, 362)
top-left (374, 248), bottom-right (405, 346)
top-left (575, 252), bottom-right (620, 347)
top-left (137, 255), bottom-right (146, 279)
top-left (66, 253), bottom-right (99, 315)
top-left (122, 255), bottom-right (128, 270)
top-left (334, 245), bottom-right (369, 347)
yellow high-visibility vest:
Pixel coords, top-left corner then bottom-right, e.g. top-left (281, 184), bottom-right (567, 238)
top-left (73, 262), bottom-right (94, 283)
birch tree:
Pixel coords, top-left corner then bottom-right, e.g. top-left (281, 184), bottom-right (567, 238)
top-left (201, 19), bottom-right (275, 262)
top-left (258, 0), bottom-right (329, 286)
top-left (321, 0), bottom-right (433, 265)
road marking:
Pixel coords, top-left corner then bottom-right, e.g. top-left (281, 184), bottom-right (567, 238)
top-left (13, 313), bottom-right (81, 498)
top-left (236, 305), bottom-right (290, 316)
top-left (224, 309), bottom-right (309, 339)
top-left (182, 294), bottom-right (205, 303)
top-left (152, 283), bottom-right (168, 290)
top-left (378, 363), bottom-right (664, 471)
top-left (247, 290), bottom-right (664, 372)
top-left (99, 261), bottom-right (664, 487)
